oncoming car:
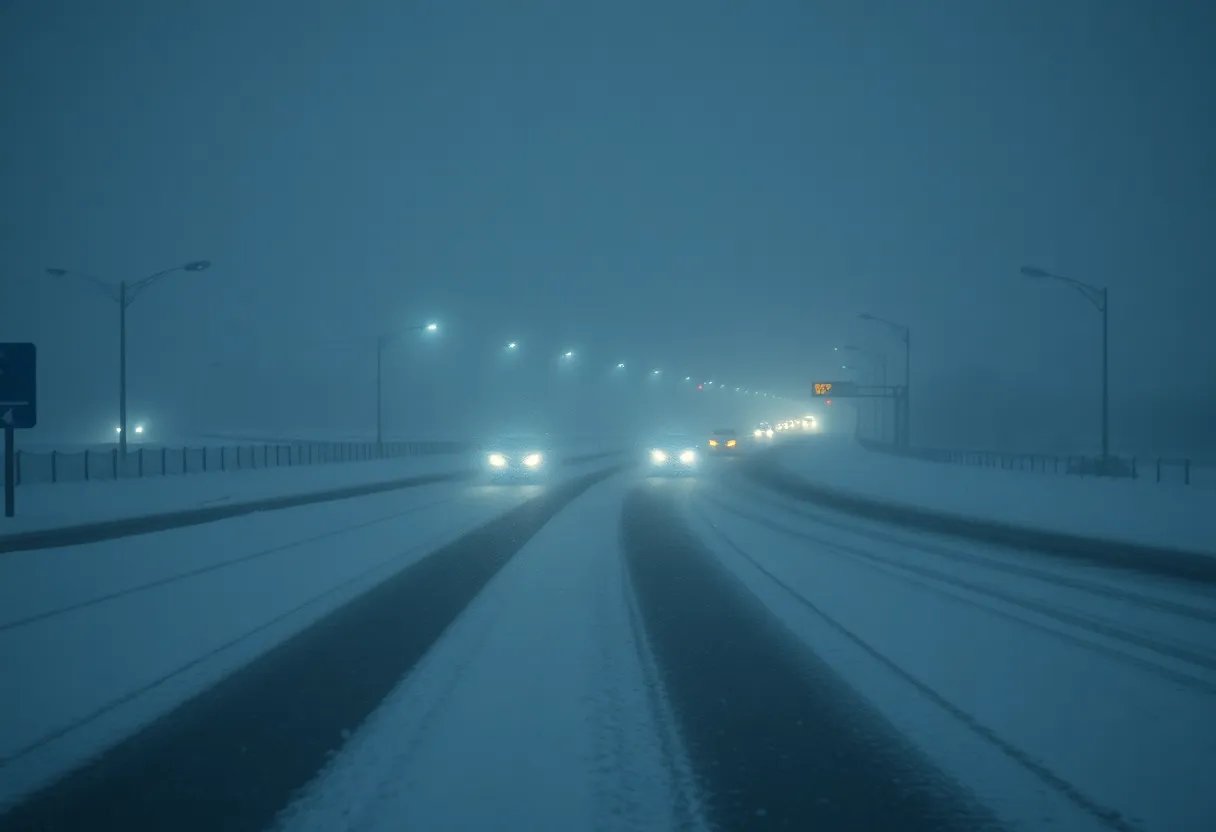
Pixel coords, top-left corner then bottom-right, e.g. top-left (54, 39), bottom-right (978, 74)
top-left (707, 428), bottom-right (740, 453)
top-left (481, 434), bottom-right (553, 483)
top-left (645, 434), bottom-right (700, 476)
top-left (752, 422), bottom-right (774, 440)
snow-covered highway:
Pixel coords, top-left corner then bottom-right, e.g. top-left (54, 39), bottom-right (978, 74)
top-left (1, 437), bottom-right (1213, 831)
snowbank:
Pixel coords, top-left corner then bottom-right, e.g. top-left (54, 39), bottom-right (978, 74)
top-left (774, 437), bottom-right (1216, 556)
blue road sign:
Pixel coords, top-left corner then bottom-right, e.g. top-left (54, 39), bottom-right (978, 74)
top-left (0, 342), bottom-right (37, 429)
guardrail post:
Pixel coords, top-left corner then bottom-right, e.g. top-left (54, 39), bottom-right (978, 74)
top-left (112, 447), bottom-right (118, 479)
top-left (138, 448), bottom-right (144, 477)
top-left (202, 447), bottom-right (208, 473)
top-left (220, 446), bottom-right (226, 472)
top-left (182, 446), bottom-right (187, 474)
top-left (161, 446), bottom-right (167, 475)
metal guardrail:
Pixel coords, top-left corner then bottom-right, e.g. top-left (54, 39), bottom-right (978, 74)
top-left (855, 436), bottom-right (1216, 489)
top-left (8, 440), bottom-right (472, 487)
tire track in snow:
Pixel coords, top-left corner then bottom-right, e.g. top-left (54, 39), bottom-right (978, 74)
top-left (703, 493), bottom-right (1216, 693)
top-left (621, 480), bottom-right (999, 831)
top-left (0, 493), bottom-right (461, 633)
top-left (0, 466), bottom-right (622, 832)
top-left (692, 504), bottom-right (1141, 832)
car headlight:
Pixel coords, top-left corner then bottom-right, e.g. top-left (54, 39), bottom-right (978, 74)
top-left (488, 453), bottom-right (507, 468)
top-left (709, 439), bottom-right (718, 446)
top-left (651, 449), bottom-right (668, 463)
top-left (522, 452), bottom-right (543, 467)
top-left (726, 439), bottom-right (737, 447)
top-left (766, 429), bottom-right (774, 438)
top-left (679, 449), bottom-right (696, 464)
top-left (754, 429), bottom-right (762, 437)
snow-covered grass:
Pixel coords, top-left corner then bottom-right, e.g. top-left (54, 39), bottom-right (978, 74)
top-left (276, 472), bottom-right (704, 832)
top-left (0, 456), bottom-right (623, 810)
top-left (688, 477), bottom-right (1216, 832)
top-left (775, 436), bottom-right (1216, 555)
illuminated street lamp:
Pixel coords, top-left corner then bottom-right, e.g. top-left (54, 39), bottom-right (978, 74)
top-left (46, 260), bottom-right (212, 457)
top-left (376, 320), bottom-right (440, 446)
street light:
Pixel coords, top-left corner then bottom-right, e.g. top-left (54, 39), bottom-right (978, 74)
top-left (840, 344), bottom-right (888, 441)
top-left (1020, 264), bottom-right (1110, 460)
top-left (376, 321), bottom-right (440, 446)
top-left (46, 260), bottom-right (211, 457)
top-left (506, 341), bottom-right (517, 350)
top-left (858, 312), bottom-right (912, 447)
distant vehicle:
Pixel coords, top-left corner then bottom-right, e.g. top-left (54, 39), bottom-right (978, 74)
top-left (481, 433), bottom-right (553, 483)
top-left (646, 434), bottom-right (701, 476)
top-left (752, 421), bottom-right (774, 440)
top-left (707, 428), bottom-right (739, 453)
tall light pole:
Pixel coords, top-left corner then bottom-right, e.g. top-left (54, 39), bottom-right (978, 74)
top-left (837, 345), bottom-right (887, 440)
top-left (1020, 265), bottom-right (1110, 461)
top-left (858, 312), bottom-right (911, 448)
top-left (376, 321), bottom-right (438, 446)
top-left (46, 260), bottom-right (212, 457)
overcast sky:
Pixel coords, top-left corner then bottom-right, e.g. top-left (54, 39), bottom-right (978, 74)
top-left (2, 0), bottom-right (1212, 447)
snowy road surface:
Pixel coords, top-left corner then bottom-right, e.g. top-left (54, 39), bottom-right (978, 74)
top-left (1, 444), bottom-right (1213, 831)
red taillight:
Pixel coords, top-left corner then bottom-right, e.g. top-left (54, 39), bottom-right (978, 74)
top-left (826, 399), bottom-right (832, 405)
top-left (697, 384), bottom-right (704, 390)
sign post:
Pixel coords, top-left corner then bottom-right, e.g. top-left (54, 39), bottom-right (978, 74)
top-left (812, 379), bottom-right (909, 447)
top-left (0, 342), bottom-right (38, 518)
